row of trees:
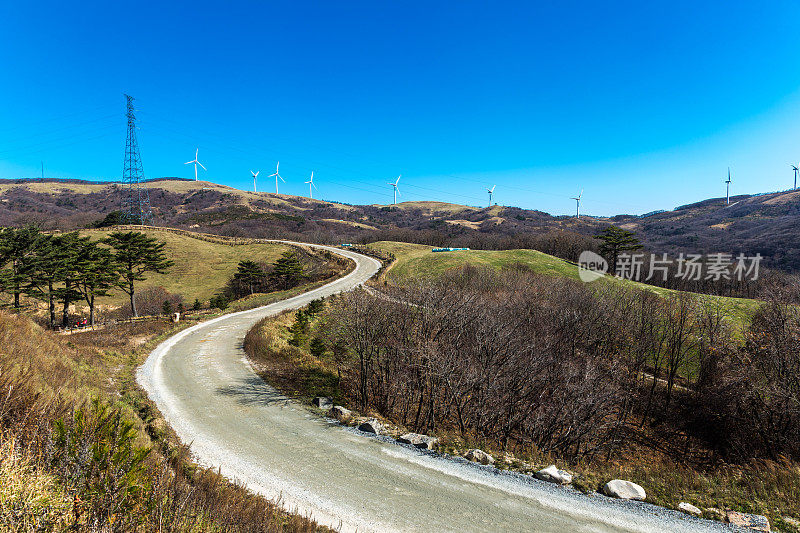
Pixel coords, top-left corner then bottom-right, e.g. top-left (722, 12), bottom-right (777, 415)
top-left (0, 227), bottom-right (172, 327)
top-left (318, 265), bottom-right (799, 463)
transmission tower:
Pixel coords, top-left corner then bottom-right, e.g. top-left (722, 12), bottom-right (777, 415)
top-left (121, 94), bottom-right (153, 225)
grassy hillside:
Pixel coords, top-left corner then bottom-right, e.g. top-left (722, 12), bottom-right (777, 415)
top-left (84, 228), bottom-right (293, 305)
top-left (368, 240), bottom-right (761, 330)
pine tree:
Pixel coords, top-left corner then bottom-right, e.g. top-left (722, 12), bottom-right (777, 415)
top-left (233, 260), bottom-right (266, 295)
top-left (270, 251), bottom-right (307, 290)
top-left (595, 225), bottom-right (643, 274)
top-left (105, 232), bottom-right (173, 317)
top-left (0, 226), bottom-right (40, 308)
top-left (73, 238), bottom-right (118, 326)
top-left (22, 233), bottom-right (70, 328)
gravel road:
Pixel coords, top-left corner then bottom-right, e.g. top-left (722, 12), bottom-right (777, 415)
top-left (138, 243), bottom-right (729, 532)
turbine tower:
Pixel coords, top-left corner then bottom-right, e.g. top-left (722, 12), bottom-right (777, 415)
top-left (184, 149), bottom-right (206, 181)
top-left (120, 94), bottom-right (153, 225)
top-left (251, 170), bottom-right (260, 192)
top-left (388, 175), bottom-right (401, 204)
top-left (571, 189), bottom-right (583, 218)
top-left (725, 168), bottom-right (732, 205)
top-left (792, 164), bottom-right (798, 190)
top-left (487, 185), bottom-right (496, 207)
top-left (268, 162), bottom-right (285, 194)
top-left (305, 171), bottom-right (317, 199)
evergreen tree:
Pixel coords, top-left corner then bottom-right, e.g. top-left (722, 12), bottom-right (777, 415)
top-left (306, 298), bottom-right (324, 316)
top-left (309, 336), bottom-right (327, 358)
top-left (0, 226), bottom-right (40, 308)
top-left (288, 310), bottom-right (310, 347)
top-left (233, 260), bottom-right (266, 296)
top-left (595, 225), bottom-right (643, 274)
top-left (105, 232), bottom-right (173, 317)
top-left (53, 232), bottom-right (84, 327)
top-left (269, 251), bottom-right (307, 290)
top-left (22, 233), bottom-right (70, 328)
top-left (73, 238), bottom-right (118, 326)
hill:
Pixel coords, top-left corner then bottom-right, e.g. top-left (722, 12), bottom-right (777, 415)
top-left (367, 240), bottom-right (760, 331)
top-left (3, 177), bottom-right (800, 271)
top-left (82, 228), bottom-right (294, 306)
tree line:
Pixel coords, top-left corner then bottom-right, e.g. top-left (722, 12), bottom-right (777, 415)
top-left (0, 227), bottom-right (172, 327)
top-left (317, 265), bottom-right (799, 464)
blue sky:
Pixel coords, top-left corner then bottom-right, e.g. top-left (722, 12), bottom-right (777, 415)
top-left (2, 1), bottom-right (800, 215)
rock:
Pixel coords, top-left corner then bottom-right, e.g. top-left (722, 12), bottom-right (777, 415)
top-left (312, 396), bottom-right (333, 409)
top-left (397, 432), bottom-right (438, 450)
top-left (601, 480), bottom-right (646, 501)
top-left (534, 465), bottom-right (573, 485)
top-left (783, 517), bottom-right (799, 529)
top-left (705, 508), bottom-right (725, 520)
top-left (328, 405), bottom-right (352, 421)
top-left (725, 510), bottom-right (770, 532)
top-left (678, 503), bottom-right (702, 517)
top-left (464, 448), bottom-right (495, 465)
top-left (357, 418), bottom-right (383, 434)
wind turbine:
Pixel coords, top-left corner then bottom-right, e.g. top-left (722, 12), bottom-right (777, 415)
top-left (388, 175), bottom-right (401, 205)
top-left (184, 148), bottom-right (206, 181)
top-left (267, 162), bottom-right (285, 194)
top-left (487, 185), bottom-right (496, 207)
top-left (725, 168), bottom-right (732, 205)
top-left (305, 171), bottom-right (317, 199)
top-left (251, 170), bottom-right (260, 192)
top-left (571, 189), bottom-right (583, 218)
top-left (792, 164), bottom-right (799, 190)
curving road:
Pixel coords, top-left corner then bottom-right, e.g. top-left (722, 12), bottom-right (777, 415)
top-left (138, 244), bottom-right (727, 533)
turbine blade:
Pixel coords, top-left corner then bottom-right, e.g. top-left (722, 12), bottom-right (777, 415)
top-left (184, 161), bottom-right (193, 165)
top-left (197, 162), bottom-right (206, 171)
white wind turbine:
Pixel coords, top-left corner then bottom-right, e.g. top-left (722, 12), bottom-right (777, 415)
top-left (388, 175), bottom-right (401, 205)
top-left (487, 185), bottom-right (496, 207)
top-left (267, 162), bottom-right (285, 194)
top-left (791, 164), bottom-right (798, 190)
top-left (725, 168), bottom-right (732, 205)
top-left (251, 170), bottom-right (259, 192)
top-left (571, 189), bottom-right (583, 218)
top-left (184, 148), bottom-right (206, 181)
top-left (305, 171), bottom-right (317, 199)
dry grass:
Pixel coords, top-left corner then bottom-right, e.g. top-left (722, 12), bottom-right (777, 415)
top-left (82, 228), bottom-right (293, 305)
top-left (0, 438), bottom-right (72, 532)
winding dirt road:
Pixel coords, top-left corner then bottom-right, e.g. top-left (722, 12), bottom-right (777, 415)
top-left (138, 244), bottom-right (727, 532)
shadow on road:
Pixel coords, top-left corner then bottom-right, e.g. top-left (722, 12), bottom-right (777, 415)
top-left (216, 375), bottom-right (290, 406)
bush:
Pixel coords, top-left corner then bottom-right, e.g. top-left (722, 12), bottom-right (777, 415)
top-left (117, 286), bottom-right (183, 319)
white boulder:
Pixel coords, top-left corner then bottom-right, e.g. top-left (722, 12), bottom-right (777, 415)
top-left (328, 405), bottom-right (352, 421)
top-left (397, 432), bottom-right (438, 450)
top-left (357, 418), bottom-right (383, 434)
top-left (534, 465), bottom-right (573, 485)
top-left (601, 479), bottom-right (646, 501)
top-left (312, 396), bottom-right (333, 409)
top-left (464, 448), bottom-right (495, 465)
top-left (678, 502), bottom-right (702, 516)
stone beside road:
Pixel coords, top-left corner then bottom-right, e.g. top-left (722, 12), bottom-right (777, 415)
top-left (397, 432), bottom-right (438, 450)
top-left (464, 448), bottom-right (495, 465)
top-left (534, 465), bottom-right (573, 485)
top-left (725, 510), bottom-right (770, 532)
top-left (328, 405), bottom-right (352, 421)
top-left (678, 502), bottom-right (702, 516)
top-left (357, 418), bottom-right (383, 434)
top-left (601, 480), bottom-right (646, 501)
top-left (312, 396), bottom-right (333, 410)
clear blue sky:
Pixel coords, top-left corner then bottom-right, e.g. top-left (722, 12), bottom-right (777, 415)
top-left (2, 1), bottom-right (800, 215)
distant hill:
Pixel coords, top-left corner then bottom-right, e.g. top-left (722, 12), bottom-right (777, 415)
top-left (2, 178), bottom-right (799, 271)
